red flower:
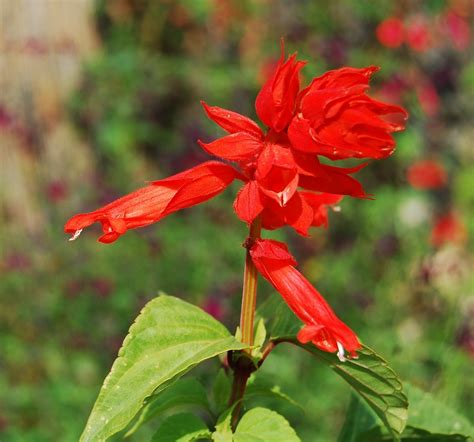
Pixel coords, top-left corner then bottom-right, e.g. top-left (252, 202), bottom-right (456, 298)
top-left (288, 66), bottom-right (407, 160)
top-left (405, 16), bottom-right (432, 52)
top-left (430, 212), bottom-right (467, 247)
top-left (250, 239), bottom-right (360, 359)
top-left (407, 160), bottom-right (447, 190)
top-left (442, 10), bottom-right (471, 51)
top-left (376, 17), bottom-right (405, 48)
top-left (67, 43), bottom-right (406, 241)
top-left (416, 79), bottom-right (440, 117)
top-left (65, 161), bottom-right (241, 243)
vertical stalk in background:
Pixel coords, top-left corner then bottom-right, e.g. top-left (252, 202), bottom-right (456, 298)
top-left (239, 216), bottom-right (262, 348)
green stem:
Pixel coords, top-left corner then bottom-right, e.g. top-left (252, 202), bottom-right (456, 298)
top-left (228, 216), bottom-right (262, 428)
top-left (239, 217), bottom-right (262, 348)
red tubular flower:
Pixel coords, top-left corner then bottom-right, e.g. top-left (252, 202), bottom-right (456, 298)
top-left (64, 161), bottom-right (241, 243)
top-left (407, 159), bottom-right (447, 190)
top-left (288, 66), bottom-right (408, 160)
top-left (250, 239), bottom-right (360, 359)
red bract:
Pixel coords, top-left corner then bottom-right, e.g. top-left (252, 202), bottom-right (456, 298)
top-left (65, 161), bottom-right (241, 243)
top-left (250, 239), bottom-right (360, 359)
top-left (407, 160), bottom-right (447, 189)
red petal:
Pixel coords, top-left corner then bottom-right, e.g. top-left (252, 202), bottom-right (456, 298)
top-left (198, 132), bottom-right (263, 161)
top-left (256, 144), bottom-right (299, 206)
top-left (298, 162), bottom-right (370, 198)
top-left (233, 180), bottom-right (265, 224)
top-left (250, 239), bottom-right (360, 355)
top-left (300, 192), bottom-right (343, 228)
top-left (261, 192), bottom-right (314, 236)
top-left (201, 101), bottom-right (263, 139)
top-left (256, 46), bottom-right (306, 132)
top-left (65, 161), bottom-right (240, 243)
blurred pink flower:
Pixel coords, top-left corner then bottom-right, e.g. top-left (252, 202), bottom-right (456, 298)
top-left (47, 181), bottom-right (68, 203)
top-left (202, 297), bottom-right (227, 321)
top-left (442, 10), bottom-right (471, 50)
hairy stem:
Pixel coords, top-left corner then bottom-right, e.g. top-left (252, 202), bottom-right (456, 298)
top-left (228, 216), bottom-right (261, 428)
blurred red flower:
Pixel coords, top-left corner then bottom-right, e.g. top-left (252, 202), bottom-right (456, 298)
top-left (376, 17), bottom-right (405, 48)
top-left (405, 16), bottom-right (432, 52)
top-left (431, 212), bottom-right (467, 247)
top-left (442, 10), bottom-right (471, 50)
top-left (416, 80), bottom-right (440, 117)
top-left (250, 239), bottom-right (360, 360)
top-left (407, 160), bottom-right (447, 189)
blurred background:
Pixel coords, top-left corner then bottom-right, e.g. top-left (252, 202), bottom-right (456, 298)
top-left (0, 0), bottom-right (473, 440)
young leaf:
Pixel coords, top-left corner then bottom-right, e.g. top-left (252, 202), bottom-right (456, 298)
top-left (125, 377), bottom-right (211, 436)
top-left (80, 295), bottom-right (247, 442)
top-left (151, 412), bottom-right (211, 442)
top-left (233, 407), bottom-right (301, 442)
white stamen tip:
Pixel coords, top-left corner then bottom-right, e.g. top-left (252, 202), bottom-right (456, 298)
top-left (336, 341), bottom-right (347, 362)
top-left (332, 206), bottom-right (341, 212)
top-left (69, 229), bottom-right (83, 241)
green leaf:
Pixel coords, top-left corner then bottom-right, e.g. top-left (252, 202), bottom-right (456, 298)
top-left (366, 426), bottom-right (472, 441)
top-left (404, 384), bottom-right (474, 438)
top-left (125, 377), bottom-right (211, 436)
top-left (296, 341), bottom-right (408, 439)
top-left (337, 394), bottom-right (379, 442)
top-left (245, 375), bottom-right (303, 411)
top-left (258, 296), bottom-right (408, 439)
top-left (338, 385), bottom-right (473, 441)
top-left (80, 295), bottom-right (247, 442)
top-left (233, 407), bottom-right (300, 442)
top-left (256, 295), bottom-right (300, 340)
top-left (151, 412), bottom-right (211, 442)
top-left (212, 406), bottom-right (235, 442)
top-left (212, 370), bottom-right (232, 415)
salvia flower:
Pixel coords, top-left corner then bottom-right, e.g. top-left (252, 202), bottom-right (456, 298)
top-left (65, 43), bottom-right (407, 359)
top-left (65, 161), bottom-right (241, 243)
top-left (250, 239), bottom-right (360, 360)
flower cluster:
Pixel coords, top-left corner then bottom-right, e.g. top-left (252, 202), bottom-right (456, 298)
top-left (65, 44), bottom-right (407, 360)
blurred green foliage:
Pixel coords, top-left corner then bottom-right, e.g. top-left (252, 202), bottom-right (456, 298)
top-left (1, 0), bottom-right (473, 440)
